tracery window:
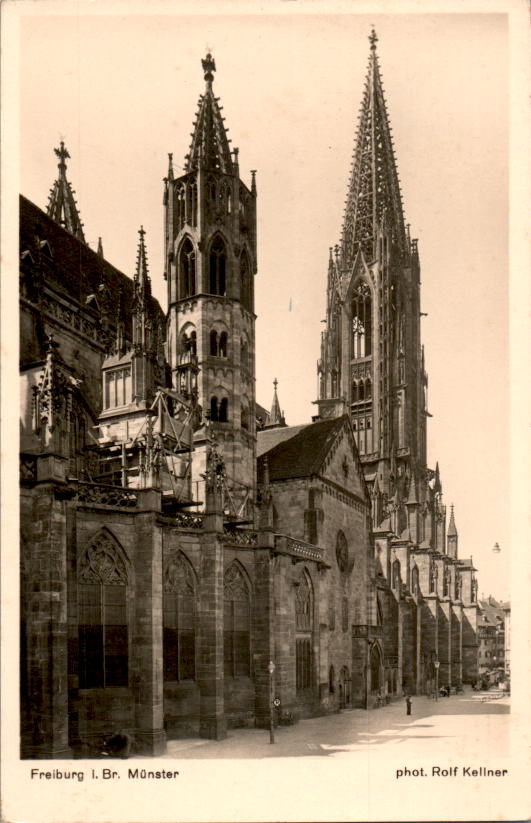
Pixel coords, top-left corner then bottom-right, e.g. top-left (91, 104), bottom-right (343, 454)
top-left (209, 236), bottom-right (227, 296)
top-left (296, 571), bottom-right (313, 691)
top-left (224, 563), bottom-right (251, 677)
top-left (163, 551), bottom-right (196, 681)
top-left (352, 282), bottom-right (372, 358)
top-left (78, 531), bottom-right (129, 689)
top-left (179, 238), bottom-right (196, 298)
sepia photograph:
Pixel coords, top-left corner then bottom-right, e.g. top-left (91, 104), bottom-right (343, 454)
top-left (2, 1), bottom-right (529, 821)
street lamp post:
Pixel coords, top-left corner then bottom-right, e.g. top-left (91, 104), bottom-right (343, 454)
top-left (267, 660), bottom-right (276, 744)
top-left (434, 659), bottom-right (440, 701)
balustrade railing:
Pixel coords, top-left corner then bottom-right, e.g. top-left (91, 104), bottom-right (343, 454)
top-left (72, 481), bottom-right (139, 508)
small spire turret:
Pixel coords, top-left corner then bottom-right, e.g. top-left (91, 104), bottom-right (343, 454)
top-left (46, 141), bottom-right (86, 242)
top-left (184, 54), bottom-right (233, 174)
top-left (267, 378), bottom-right (286, 429)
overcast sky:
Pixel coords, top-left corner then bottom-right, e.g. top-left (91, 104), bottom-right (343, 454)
top-left (18, 10), bottom-right (509, 597)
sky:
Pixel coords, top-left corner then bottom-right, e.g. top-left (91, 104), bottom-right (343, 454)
top-left (17, 9), bottom-right (510, 598)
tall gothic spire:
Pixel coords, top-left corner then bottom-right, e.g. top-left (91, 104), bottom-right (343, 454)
top-left (134, 225), bottom-right (151, 300)
top-left (184, 53), bottom-right (233, 174)
top-left (447, 504), bottom-right (457, 537)
top-left (46, 141), bottom-right (85, 242)
top-left (341, 30), bottom-right (406, 265)
top-left (269, 378), bottom-right (286, 428)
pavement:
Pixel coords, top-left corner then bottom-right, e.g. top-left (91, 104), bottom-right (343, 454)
top-left (154, 687), bottom-right (510, 760)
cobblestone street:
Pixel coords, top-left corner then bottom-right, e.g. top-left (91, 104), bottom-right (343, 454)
top-left (156, 687), bottom-right (510, 760)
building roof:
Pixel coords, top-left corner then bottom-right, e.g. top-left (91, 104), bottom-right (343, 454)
top-left (478, 597), bottom-right (507, 625)
top-left (20, 195), bottom-right (164, 341)
top-left (257, 416), bottom-right (348, 481)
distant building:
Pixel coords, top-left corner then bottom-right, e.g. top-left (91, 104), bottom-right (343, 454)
top-left (477, 597), bottom-right (510, 683)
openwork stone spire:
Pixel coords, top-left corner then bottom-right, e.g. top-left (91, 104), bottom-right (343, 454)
top-left (184, 54), bottom-right (233, 174)
top-left (46, 141), bottom-right (85, 242)
top-left (447, 504), bottom-right (457, 537)
top-left (269, 378), bottom-right (286, 427)
top-left (341, 30), bottom-right (406, 265)
top-left (134, 225), bottom-right (151, 299)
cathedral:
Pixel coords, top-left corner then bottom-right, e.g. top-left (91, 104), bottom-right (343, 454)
top-left (19, 36), bottom-right (479, 759)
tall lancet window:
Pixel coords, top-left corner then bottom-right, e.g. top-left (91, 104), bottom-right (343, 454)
top-left (209, 236), bottom-right (227, 296)
top-left (351, 282), bottom-right (372, 358)
top-left (179, 239), bottom-right (196, 298)
top-left (240, 250), bottom-right (252, 312)
top-left (295, 570), bottom-right (314, 692)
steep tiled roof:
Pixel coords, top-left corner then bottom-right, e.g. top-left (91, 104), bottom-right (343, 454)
top-left (20, 195), bottom-right (164, 337)
top-left (257, 417), bottom-right (348, 480)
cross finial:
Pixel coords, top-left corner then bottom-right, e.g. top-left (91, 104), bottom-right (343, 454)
top-left (202, 52), bottom-right (216, 83)
top-left (273, 378), bottom-right (278, 391)
top-left (54, 140), bottom-right (70, 169)
top-left (369, 28), bottom-right (378, 51)
top-left (138, 225), bottom-right (145, 242)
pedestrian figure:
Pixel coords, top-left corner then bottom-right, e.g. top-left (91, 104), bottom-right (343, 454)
top-left (405, 695), bottom-right (412, 716)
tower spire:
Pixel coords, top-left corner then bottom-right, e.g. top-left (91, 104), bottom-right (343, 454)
top-left (46, 141), bottom-right (86, 242)
top-left (185, 54), bottom-right (233, 174)
top-left (134, 225), bottom-right (151, 298)
top-left (341, 31), bottom-right (406, 266)
top-left (268, 378), bottom-right (286, 428)
top-left (447, 504), bottom-right (457, 537)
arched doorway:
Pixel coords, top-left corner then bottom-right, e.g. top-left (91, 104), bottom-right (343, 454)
top-left (339, 666), bottom-right (351, 708)
top-left (370, 644), bottom-right (382, 694)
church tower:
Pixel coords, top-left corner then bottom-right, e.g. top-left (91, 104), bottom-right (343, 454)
top-left (316, 30), bottom-right (428, 501)
top-left (164, 54), bottom-right (257, 518)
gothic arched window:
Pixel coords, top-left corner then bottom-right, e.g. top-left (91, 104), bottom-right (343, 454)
top-left (210, 396), bottom-right (219, 421)
top-left (177, 185), bottom-right (186, 229)
top-left (209, 236), bottom-right (227, 296)
top-left (219, 332), bottom-right (228, 358)
top-left (240, 336), bottom-right (249, 371)
top-left (392, 559), bottom-right (401, 591)
top-left (240, 251), bottom-right (252, 312)
top-left (296, 570), bottom-right (313, 691)
top-left (411, 565), bottom-right (420, 596)
top-left (179, 238), bottom-right (196, 298)
top-left (210, 330), bottom-right (219, 356)
top-left (163, 551), bottom-right (196, 681)
top-left (352, 281), bottom-right (372, 358)
top-left (219, 397), bottom-right (228, 423)
top-left (78, 530), bottom-right (129, 689)
top-left (224, 563), bottom-right (251, 677)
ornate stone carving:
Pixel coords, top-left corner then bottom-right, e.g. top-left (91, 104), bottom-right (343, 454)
top-left (164, 551), bottom-right (195, 594)
top-left (78, 531), bottom-right (128, 585)
top-left (224, 563), bottom-right (249, 600)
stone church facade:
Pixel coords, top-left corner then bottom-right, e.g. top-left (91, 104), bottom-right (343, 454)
top-left (19, 39), bottom-right (478, 759)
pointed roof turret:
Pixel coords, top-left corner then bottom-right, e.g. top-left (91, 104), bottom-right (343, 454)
top-left (46, 141), bottom-right (86, 242)
top-left (184, 54), bottom-right (234, 175)
top-left (341, 30), bottom-right (406, 266)
top-left (447, 504), bottom-right (458, 537)
top-left (97, 237), bottom-right (104, 258)
top-left (268, 378), bottom-right (286, 428)
top-left (134, 225), bottom-right (151, 301)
